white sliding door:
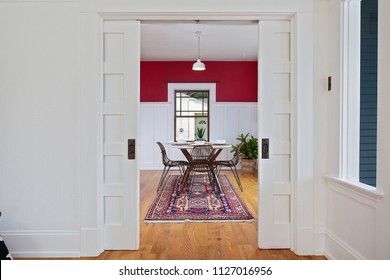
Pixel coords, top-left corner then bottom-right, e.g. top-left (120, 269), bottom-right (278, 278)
top-left (102, 20), bottom-right (140, 250)
top-left (258, 20), bottom-right (292, 248)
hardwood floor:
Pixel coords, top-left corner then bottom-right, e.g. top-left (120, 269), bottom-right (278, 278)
top-left (81, 170), bottom-right (325, 260)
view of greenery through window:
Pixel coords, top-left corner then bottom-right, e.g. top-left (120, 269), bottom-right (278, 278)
top-left (174, 91), bottom-right (209, 142)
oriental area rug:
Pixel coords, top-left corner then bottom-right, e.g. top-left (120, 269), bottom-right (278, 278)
top-left (145, 174), bottom-right (255, 223)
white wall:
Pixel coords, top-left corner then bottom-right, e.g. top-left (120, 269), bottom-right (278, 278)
top-left (80, 0), bottom-right (314, 13)
top-left (0, 0), bottom-right (318, 258)
top-left (0, 1), bottom-right (81, 257)
top-left (323, 0), bottom-right (390, 259)
top-left (313, 0), bottom-right (330, 255)
top-left (376, 0), bottom-right (390, 260)
top-left (3, 0), bottom-right (388, 259)
top-left (140, 102), bottom-right (258, 169)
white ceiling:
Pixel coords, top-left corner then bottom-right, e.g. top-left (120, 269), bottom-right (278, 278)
top-left (140, 21), bottom-right (259, 61)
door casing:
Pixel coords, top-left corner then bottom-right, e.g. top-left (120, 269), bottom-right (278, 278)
top-left (82, 11), bottom-right (314, 256)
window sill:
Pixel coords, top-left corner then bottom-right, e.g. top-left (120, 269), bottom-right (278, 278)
top-left (324, 175), bottom-right (384, 202)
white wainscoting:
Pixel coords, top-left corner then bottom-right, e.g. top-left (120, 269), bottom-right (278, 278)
top-left (140, 102), bottom-right (258, 170)
top-left (324, 176), bottom-right (384, 259)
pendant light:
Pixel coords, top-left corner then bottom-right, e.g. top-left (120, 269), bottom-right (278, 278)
top-left (192, 31), bottom-right (206, 71)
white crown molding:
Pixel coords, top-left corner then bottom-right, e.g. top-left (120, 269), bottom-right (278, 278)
top-left (98, 12), bottom-right (294, 21)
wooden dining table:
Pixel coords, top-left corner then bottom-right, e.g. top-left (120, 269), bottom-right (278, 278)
top-left (169, 142), bottom-right (231, 193)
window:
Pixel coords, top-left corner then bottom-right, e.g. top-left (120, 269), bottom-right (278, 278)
top-left (174, 90), bottom-right (209, 142)
top-left (341, 0), bottom-right (377, 188)
top-left (360, 0), bottom-right (377, 187)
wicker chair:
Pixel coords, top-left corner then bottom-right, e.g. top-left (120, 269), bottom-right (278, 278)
top-left (213, 142), bottom-right (244, 192)
top-left (188, 145), bottom-right (218, 192)
top-left (156, 142), bottom-right (188, 192)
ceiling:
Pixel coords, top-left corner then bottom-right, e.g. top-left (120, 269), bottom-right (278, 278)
top-left (140, 21), bottom-right (259, 61)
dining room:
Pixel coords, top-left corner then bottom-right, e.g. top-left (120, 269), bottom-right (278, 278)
top-left (100, 16), bottom-right (293, 253)
top-left (137, 21), bottom-right (260, 253)
top-left (139, 22), bottom-right (258, 171)
top-left (130, 16), bottom-right (294, 252)
top-left (3, 0), bottom-right (389, 262)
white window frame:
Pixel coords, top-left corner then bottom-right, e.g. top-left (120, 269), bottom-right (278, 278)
top-left (168, 83), bottom-right (217, 141)
top-left (340, 0), bottom-right (361, 182)
top-left (332, 0), bottom-right (383, 198)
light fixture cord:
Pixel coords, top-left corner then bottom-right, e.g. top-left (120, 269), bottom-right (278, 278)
top-left (198, 33), bottom-right (202, 59)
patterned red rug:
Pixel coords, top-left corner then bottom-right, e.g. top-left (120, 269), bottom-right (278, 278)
top-left (145, 174), bottom-right (255, 222)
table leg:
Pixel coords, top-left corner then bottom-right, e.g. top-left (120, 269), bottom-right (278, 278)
top-left (179, 165), bottom-right (191, 193)
top-left (179, 149), bottom-right (193, 193)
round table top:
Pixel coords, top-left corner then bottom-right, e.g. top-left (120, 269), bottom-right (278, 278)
top-left (169, 141), bottom-right (231, 149)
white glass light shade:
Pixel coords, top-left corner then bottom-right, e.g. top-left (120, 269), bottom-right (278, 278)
top-left (192, 59), bottom-right (206, 71)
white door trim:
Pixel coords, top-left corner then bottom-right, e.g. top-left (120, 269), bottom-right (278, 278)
top-left (81, 11), bottom-right (314, 256)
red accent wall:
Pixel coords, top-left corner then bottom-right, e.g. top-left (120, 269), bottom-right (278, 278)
top-left (140, 61), bottom-right (258, 102)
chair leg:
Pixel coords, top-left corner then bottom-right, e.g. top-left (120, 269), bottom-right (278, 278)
top-left (215, 165), bottom-right (222, 176)
top-left (231, 166), bottom-right (243, 192)
top-left (188, 171), bottom-right (197, 193)
top-left (207, 166), bottom-right (221, 193)
top-left (206, 170), bottom-right (214, 191)
top-left (179, 165), bottom-right (186, 175)
top-left (157, 166), bottom-right (170, 192)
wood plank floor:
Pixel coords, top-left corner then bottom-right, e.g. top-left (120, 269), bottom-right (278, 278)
top-left (81, 170), bottom-right (325, 260)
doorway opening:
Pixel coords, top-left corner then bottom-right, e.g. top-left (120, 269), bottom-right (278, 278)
top-left (136, 19), bottom-right (289, 254)
top-left (139, 20), bottom-right (259, 243)
top-left (98, 16), bottom-right (295, 255)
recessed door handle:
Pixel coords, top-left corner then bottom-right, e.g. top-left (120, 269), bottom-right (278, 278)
top-left (128, 139), bottom-right (135, 160)
top-left (262, 138), bottom-right (269, 159)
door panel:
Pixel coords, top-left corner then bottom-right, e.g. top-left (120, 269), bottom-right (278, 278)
top-left (259, 20), bottom-right (292, 248)
top-left (102, 20), bottom-right (140, 250)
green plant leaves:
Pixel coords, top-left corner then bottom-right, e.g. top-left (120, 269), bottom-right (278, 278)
top-left (231, 133), bottom-right (258, 160)
top-left (195, 127), bottom-right (206, 139)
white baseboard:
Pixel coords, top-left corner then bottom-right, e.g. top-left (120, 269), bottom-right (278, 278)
top-left (140, 164), bottom-right (163, 170)
top-left (295, 227), bottom-right (314, 255)
top-left (1, 230), bottom-right (80, 258)
top-left (314, 227), bottom-right (326, 256)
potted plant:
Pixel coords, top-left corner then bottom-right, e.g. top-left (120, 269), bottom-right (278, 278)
top-left (195, 127), bottom-right (206, 141)
top-left (231, 133), bottom-right (258, 173)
